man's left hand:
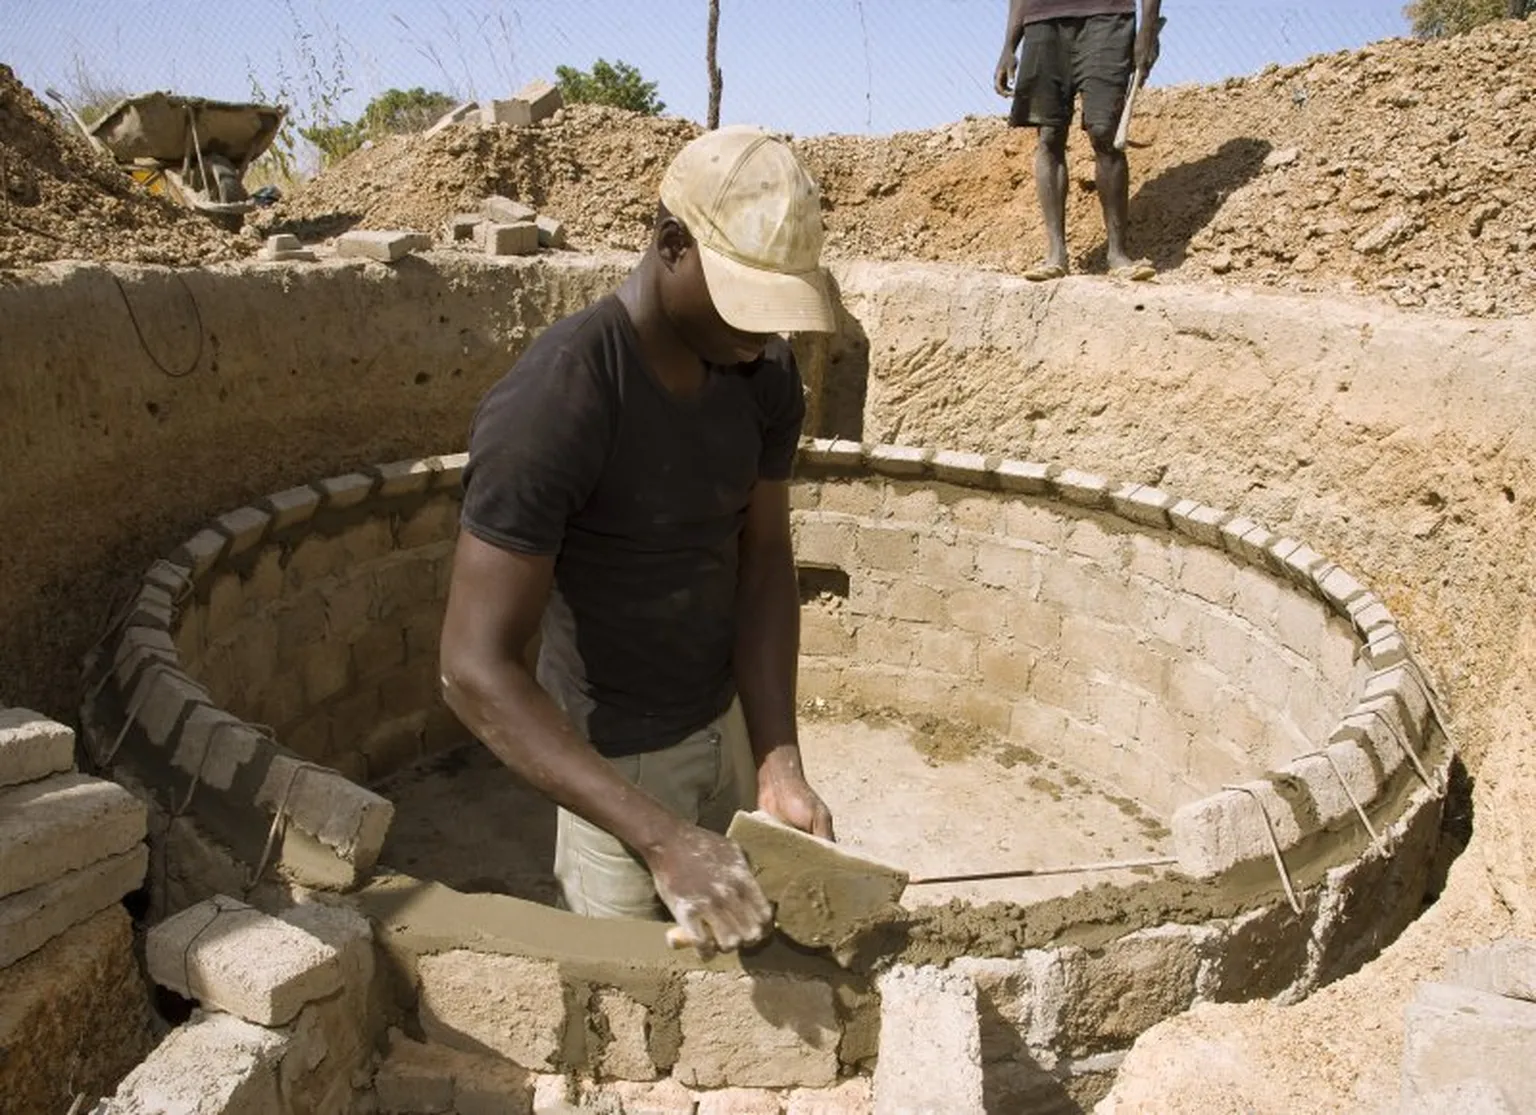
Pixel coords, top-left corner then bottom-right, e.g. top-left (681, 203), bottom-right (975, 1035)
top-left (758, 752), bottom-right (835, 841)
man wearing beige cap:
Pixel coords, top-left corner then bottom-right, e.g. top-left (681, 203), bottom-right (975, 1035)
top-left (440, 126), bottom-right (837, 957)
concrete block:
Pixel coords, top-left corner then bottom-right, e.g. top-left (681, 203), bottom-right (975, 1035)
top-left (482, 194), bottom-right (538, 224)
top-left (146, 896), bottom-right (342, 1025)
top-left (96, 1010), bottom-right (289, 1115)
top-left (255, 753), bottom-right (395, 874)
top-left (873, 965), bottom-right (984, 1115)
top-left (174, 526), bottom-right (230, 580)
top-left (1205, 899), bottom-right (1315, 1003)
top-left (265, 233), bottom-right (301, 253)
top-left (172, 704), bottom-right (264, 791)
top-left (785, 1079), bottom-right (872, 1115)
top-left (445, 212), bottom-right (484, 242)
top-left (1059, 927), bottom-right (1206, 1055)
top-left (485, 222), bottom-right (541, 256)
top-left (590, 1077), bottom-right (695, 1113)
top-left (515, 78), bottom-right (563, 122)
top-left (0, 707), bottom-right (74, 787)
top-left (696, 1087), bottom-right (784, 1114)
top-left (1177, 545), bottom-right (1238, 606)
top-left (931, 448), bottom-right (990, 485)
top-left (316, 471), bottom-right (377, 509)
top-left (418, 950), bottom-right (566, 1070)
top-left (1110, 484), bottom-right (1174, 529)
top-left (594, 988), bottom-right (657, 1081)
top-left (994, 458), bottom-right (1051, 494)
top-left (1051, 467), bottom-right (1110, 508)
top-left (264, 247), bottom-right (318, 262)
top-left (856, 526), bottom-right (919, 572)
top-left (1445, 939), bottom-right (1536, 1002)
top-left (867, 443), bottom-right (931, 478)
top-left (425, 100), bottom-right (479, 136)
top-left (800, 438), bottom-right (863, 471)
top-left (482, 99), bottom-right (533, 127)
top-left (0, 845), bottom-right (147, 967)
top-left (1166, 499), bottom-right (1227, 549)
top-left (536, 213), bottom-right (567, 248)
top-left (975, 540), bottom-right (1035, 589)
top-left (675, 971), bottom-right (838, 1088)
top-left (1401, 982), bottom-right (1536, 1110)
top-left (263, 484), bottom-right (322, 532)
top-left (1171, 780), bottom-right (1305, 878)
top-left (0, 772), bottom-right (146, 899)
top-left (337, 230), bottom-right (434, 262)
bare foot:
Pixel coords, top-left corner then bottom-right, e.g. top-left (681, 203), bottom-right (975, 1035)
top-left (1023, 260), bottom-right (1068, 282)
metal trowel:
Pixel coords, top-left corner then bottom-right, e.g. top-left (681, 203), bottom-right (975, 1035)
top-left (727, 809), bottom-right (910, 958)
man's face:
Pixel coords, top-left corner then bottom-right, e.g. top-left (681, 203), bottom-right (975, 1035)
top-left (660, 220), bottom-right (774, 366)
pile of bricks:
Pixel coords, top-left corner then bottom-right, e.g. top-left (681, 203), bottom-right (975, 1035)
top-left (0, 708), bottom-right (154, 1112)
top-left (0, 708), bottom-right (147, 969)
top-left (442, 193), bottom-right (568, 258)
top-left (1399, 939), bottom-right (1536, 1111)
top-left (424, 78), bottom-right (564, 136)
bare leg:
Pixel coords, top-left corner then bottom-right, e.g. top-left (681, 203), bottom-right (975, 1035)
top-left (1089, 126), bottom-right (1135, 270)
top-left (1032, 125), bottom-right (1070, 276)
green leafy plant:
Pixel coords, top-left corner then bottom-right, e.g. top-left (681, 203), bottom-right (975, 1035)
top-left (1405, 0), bottom-right (1534, 38)
top-left (300, 86), bottom-right (456, 164)
top-left (555, 58), bottom-right (665, 115)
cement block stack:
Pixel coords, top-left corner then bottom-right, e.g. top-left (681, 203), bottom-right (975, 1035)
top-left (0, 707), bottom-right (148, 968)
top-left (444, 193), bottom-right (568, 257)
top-left (0, 706), bottom-right (156, 1112)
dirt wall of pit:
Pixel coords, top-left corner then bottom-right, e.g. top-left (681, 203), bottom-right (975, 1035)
top-left (4, 252), bottom-right (1536, 1107)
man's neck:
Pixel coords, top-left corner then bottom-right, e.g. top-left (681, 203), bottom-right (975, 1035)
top-left (615, 254), bottom-right (707, 395)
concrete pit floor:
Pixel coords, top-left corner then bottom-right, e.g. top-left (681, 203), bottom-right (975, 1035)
top-left (373, 708), bottom-right (1169, 912)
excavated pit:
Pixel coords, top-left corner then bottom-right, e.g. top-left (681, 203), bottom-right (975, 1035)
top-left (0, 252), bottom-right (1495, 1112)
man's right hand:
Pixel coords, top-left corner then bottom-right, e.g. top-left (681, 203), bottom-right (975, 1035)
top-left (994, 50), bottom-right (1017, 97)
top-left (649, 824), bottom-right (773, 958)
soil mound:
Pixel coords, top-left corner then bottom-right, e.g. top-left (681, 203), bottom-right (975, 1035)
top-left (0, 64), bottom-right (249, 271)
top-left (271, 17), bottom-right (1536, 318)
top-left (257, 104), bottom-right (703, 249)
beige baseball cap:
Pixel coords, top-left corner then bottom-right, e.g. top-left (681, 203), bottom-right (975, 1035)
top-left (660, 125), bottom-right (835, 334)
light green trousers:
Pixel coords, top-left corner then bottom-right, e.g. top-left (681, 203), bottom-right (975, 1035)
top-left (554, 698), bottom-right (757, 920)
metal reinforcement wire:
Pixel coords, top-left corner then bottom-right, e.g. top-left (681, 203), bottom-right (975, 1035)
top-left (907, 854), bottom-right (1177, 887)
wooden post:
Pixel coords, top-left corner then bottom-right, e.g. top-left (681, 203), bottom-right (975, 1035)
top-left (707, 0), bottom-right (723, 129)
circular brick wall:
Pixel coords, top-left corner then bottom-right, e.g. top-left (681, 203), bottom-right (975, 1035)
top-left (83, 440), bottom-right (1450, 1108)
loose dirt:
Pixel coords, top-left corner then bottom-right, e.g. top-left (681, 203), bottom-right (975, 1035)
top-left (0, 65), bottom-right (250, 271)
top-left (255, 17), bottom-right (1536, 318)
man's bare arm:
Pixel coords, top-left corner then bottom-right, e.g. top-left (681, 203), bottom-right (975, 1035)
top-left (1138, 0), bottom-right (1164, 80)
top-left (733, 479), bottom-right (834, 839)
top-left (438, 533), bottom-right (771, 948)
top-left (995, 0), bottom-right (1030, 95)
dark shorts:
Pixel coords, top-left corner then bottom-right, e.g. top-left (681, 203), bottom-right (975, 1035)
top-left (1009, 13), bottom-right (1135, 134)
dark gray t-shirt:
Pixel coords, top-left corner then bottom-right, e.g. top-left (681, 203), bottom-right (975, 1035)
top-left (1023, 0), bottom-right (1135, 23)
top-left (460, 294), bottom-right (806, 757)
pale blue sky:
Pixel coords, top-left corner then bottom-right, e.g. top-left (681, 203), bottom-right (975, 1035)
top-left (9, 1), bottom-right (1412, 137)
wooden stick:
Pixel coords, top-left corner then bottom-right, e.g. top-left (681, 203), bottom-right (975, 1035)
top-left (1113, 70), bottom-right (1143, 152)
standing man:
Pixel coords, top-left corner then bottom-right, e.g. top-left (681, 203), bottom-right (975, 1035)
top-left (995, 0), bottom-right (1163, 281)
top-left (439, 126), bottom-right (837, 959)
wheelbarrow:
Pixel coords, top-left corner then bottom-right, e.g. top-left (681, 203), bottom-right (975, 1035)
top-left (48, 88), bottom-right (286, 229)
